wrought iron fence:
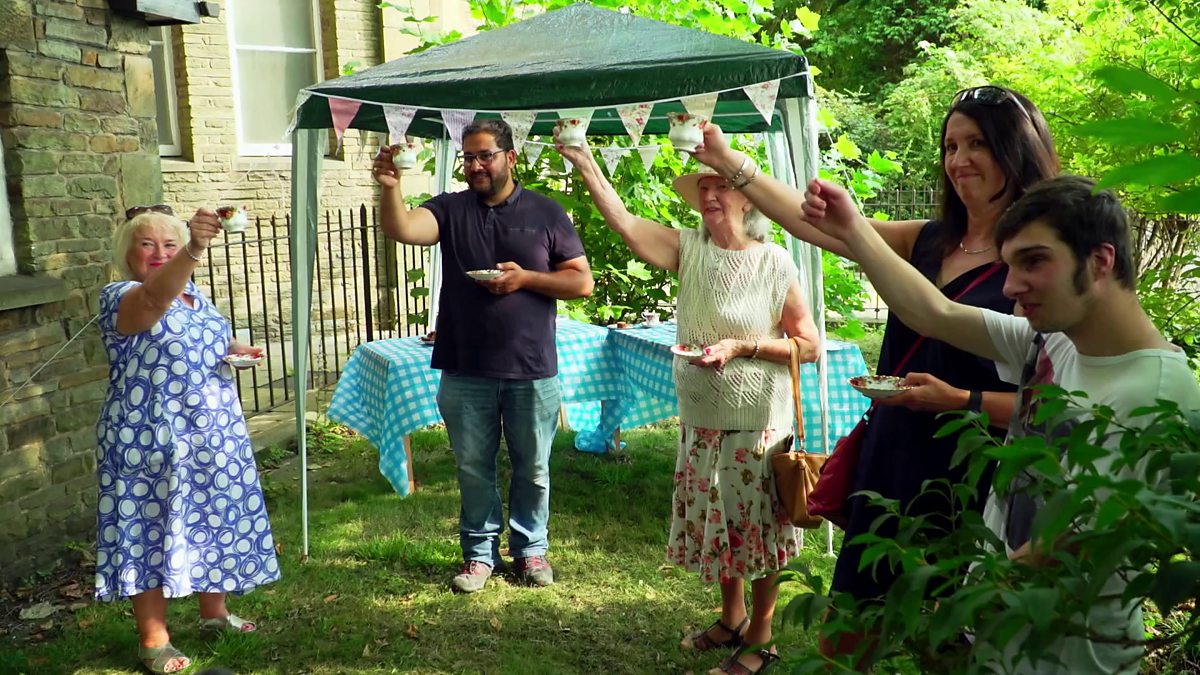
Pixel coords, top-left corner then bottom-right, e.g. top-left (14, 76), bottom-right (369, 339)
top-left (194, 205), bottom-right (431, 417)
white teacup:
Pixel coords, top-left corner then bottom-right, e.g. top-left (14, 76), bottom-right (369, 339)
top-left (642, 311), bottom-right (660, 326)
top-left (668, 112), bottom-right (707, 153)
top-left (392, 142), bottom-right (420, 171)
top-left (555, 118), bottom-right (587, 148)
top-left (218, 205), bottom-right (250, 234)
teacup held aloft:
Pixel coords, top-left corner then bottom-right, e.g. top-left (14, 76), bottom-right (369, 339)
top-left (668, 113), bottom-right (707, 153)
top-left (555, 118), bottom-right (587, 148)
top-left (217, 205), bottom-right (250, 234)
top-left (392, 141), bottom-right (420, 171)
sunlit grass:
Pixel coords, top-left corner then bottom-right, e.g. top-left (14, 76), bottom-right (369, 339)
top-left (1, 424), bottom-right (838, 674)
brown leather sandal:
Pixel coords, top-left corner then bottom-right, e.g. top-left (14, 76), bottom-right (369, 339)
top-left (680, 616), bottom-right (749, 652)
top-left (715, 645), bottom-right (780, 675)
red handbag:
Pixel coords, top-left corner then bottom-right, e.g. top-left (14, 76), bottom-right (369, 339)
top-left (807, 263), bottom-right (1004, 529)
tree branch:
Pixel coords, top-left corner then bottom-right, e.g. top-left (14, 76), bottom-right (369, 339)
top-left (1148, 0), bottom-right (1200, 50)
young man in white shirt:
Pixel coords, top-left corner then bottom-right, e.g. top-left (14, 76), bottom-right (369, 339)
top-left (799, 174), bottom-right (1200, 673)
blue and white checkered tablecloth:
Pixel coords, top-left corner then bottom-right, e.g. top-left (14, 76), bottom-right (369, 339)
top-left (327, 318), bottom-right (624, 496)
top-left (606, 324), bottom-right (872, 455)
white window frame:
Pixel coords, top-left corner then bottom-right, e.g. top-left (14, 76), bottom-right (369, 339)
top-left (150, 26), bottom-right (183, 157)
top-left (0, 135), bottom-right (16, 276)
top-left (226, 1), bottom-right (324, 156)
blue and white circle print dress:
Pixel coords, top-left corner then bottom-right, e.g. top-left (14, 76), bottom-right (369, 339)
top-left (94, 280), bottom-right (280, 600)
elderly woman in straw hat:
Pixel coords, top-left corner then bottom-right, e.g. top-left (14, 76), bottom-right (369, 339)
top-left (96, 205), bottom-right (279, 673)
top-left (557, 139), bottom-right (818, 675)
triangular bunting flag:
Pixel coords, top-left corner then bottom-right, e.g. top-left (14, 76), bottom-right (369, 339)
top-left (598, 146), bottom-right (627, 176)
top-left (383, 105), bottom-right (417, 145)
top-left (563, 157), bottom-right (574, 174)
top-left (523, 141), bottom-right (545, 164)
top-left (556, 108), bottom-right (595, 127)
top-left (440, 109), bottom-right (476, 150)
top-left (501, 111), bottom-right (537, 153)
top-left (283, 90), bottom-right (312, 140)
top-left (681, 92), bottom-right (719, 122)
top-left (328, 97), bottom-right (362, 149)
top-left (616, 103), bottom-right (653, 145)
top-left (638, 146), bottom-right (659, 172)
top-left (744, 80), bottom-right (780, 124)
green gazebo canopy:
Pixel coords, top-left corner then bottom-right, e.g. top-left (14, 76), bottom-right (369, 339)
top-left (294, 2), bottom-right (813, 138)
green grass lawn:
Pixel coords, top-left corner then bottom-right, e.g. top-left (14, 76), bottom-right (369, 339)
top-left (1, 423), bottom-right (840, 674)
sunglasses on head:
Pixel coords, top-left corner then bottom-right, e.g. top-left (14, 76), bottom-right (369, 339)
top-left (952, 86), bottom-right (1030, 121)
top-left (125, 204), bottom-right (175, 220)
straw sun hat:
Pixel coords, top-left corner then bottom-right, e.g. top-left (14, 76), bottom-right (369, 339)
top-left (671, 165), bottom-right (730, 212)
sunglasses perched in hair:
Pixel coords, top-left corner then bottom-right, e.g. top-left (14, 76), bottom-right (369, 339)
top-left (124, 204), bottom-right (175, 220)
top-left (951, 86), bottom-right (1030, 121)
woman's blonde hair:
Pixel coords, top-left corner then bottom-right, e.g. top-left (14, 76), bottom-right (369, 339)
top-left (111, 212), bottom-right (191, 280)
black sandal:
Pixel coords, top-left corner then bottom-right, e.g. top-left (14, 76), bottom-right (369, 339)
top-left (715, 645), bottom-right (780, 675)
top-left (681, 616), bottom-right (749, 652)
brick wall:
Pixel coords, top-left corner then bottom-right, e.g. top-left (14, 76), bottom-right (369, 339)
top-left (0, 0), bottom-right (162, 582)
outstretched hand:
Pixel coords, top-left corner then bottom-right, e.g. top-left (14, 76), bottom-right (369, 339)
top-left (480, 261), bottom-right (526, 295)
top-left (691, 122), bottom-right (736, 171)
top-left (371, 145), bottom-right (401, 188)
top-left (799, 178), bottom-right (868, 242)
top-left (876, 372), bottom-right (966, 413)
top-left (553, 135), bottom-right (590, 168)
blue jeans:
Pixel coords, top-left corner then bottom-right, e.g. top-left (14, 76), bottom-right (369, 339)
top-left (436, 374), bottom-right (561, 564)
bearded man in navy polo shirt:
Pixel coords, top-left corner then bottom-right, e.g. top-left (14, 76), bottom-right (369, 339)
top-left (371, 119), bottom-right (593, 593)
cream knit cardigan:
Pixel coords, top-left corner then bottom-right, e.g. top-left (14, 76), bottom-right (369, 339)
top-left (673, 228), bottom-right (798, 431)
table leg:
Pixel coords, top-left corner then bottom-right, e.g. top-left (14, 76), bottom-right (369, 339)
top-left (558, 405), bottom-right (569, 431)
top-left (403, 435), bottom-right (416, 495)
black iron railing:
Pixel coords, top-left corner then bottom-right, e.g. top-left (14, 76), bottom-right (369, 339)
top-left (195, 205), bottom-right (430, 416)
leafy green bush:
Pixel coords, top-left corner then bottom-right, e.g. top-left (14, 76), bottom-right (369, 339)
top-left (780, 393), bottom-right (1200, 672)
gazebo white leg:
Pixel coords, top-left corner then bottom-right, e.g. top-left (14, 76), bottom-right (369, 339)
top-left (826, 520), bottom-right (835, 556)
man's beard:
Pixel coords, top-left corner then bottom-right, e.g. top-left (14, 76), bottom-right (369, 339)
top-left (469, 166), bottom-right (510, 197)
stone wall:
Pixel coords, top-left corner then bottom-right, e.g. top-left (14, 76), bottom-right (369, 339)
top-left (0, 0), bottom-right (162, 582)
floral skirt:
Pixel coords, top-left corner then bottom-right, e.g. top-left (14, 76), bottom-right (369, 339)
top-left (665, 424), bottom-right (799, 583)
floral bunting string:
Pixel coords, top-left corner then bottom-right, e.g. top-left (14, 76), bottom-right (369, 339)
top-left (501, 110), bottom-right (538, 153)
top-left (328, 97), bottom-right (363, 149)
top-left (616, 103), bottom-right (652, 145)
top-left (598, 146), bottom-right (627, 175)
top-left (383, 105), bottom-right (418, 145)
top-left (743, 79), bottom-right (780, 124)
top-left (681, 92), bottom-right (719, 122)
top-left (440, 109), bottom-right (476, 150)
top-left (638, 146), bottom-right (659, 172)
top-left (523, 140), bottom-right (545, 164)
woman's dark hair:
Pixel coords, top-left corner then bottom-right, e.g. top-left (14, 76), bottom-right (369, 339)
top-left (936, 87), bottom-right (1060, 256)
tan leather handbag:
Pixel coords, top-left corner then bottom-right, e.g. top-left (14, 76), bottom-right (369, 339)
top-left (771, 336), bottom-right (826, 529)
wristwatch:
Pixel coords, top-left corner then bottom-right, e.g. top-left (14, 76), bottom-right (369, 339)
top-left (966, 390), bottom-right (983, 413)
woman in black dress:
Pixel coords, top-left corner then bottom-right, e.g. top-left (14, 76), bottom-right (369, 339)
top-left (694, 86), bottom-right (1060, 664)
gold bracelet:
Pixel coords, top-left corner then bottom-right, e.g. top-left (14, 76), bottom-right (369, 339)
top-left (751, 339), bottom-right (760, 359)
top-left (184, 243), bottom-right (204, 262)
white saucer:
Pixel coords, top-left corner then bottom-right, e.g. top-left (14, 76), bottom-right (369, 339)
top-left (848, 375), bottom-right (914, 400)
top-left (670, 344), bottom-right (705, 359)
top-left (223, 354), bottom-right (263, 369)
top-left (466, 269), bottom-right (503, 281)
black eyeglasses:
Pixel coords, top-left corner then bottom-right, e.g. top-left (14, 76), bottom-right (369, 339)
top-left (125, 204), bottom-right (174, 220)
top-left (952, 86), bottom-right (1030, 121)
top-left (457, 149), bottom-right (506, 166)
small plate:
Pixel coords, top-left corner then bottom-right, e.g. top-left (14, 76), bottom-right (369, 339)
top-left (466, 269), bottom-right (503, 281)
top-left (670, 344), bottom-right (705, 359)
top-left (606, 323), bottom-right (632, 330)
top-left (849, 375), bottom-right (914, 400)
top-left (223, 354), bottom-right (263, 369)
top-left (418, 337), bottom-right (435, 346)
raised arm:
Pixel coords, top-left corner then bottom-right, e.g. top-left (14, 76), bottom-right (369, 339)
top-left (116, 209), bottom-right (220, 335)
top-left (692, 123), bottom-right (926, 261)
top-left (555, 140), bottom-right (681, 272)
top-left (372, 145), bottom-right (439, 246)
top-left (803, 179), bottom-right (1003, 362)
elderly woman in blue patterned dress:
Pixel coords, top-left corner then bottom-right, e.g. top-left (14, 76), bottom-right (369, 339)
top-left (96, 205), bottom-right (280, 674)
